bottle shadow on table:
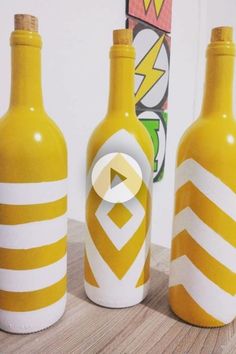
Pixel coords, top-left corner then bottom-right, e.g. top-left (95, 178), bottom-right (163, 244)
top-left (141, 267), bottom-right (180, 322)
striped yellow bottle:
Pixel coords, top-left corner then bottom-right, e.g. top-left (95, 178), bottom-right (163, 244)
top-left (85, 29), bottom-right (153, 307)
top-left (0, 15), bottom-right (67, 333)
top-left (169, 27), bottom-right (236, 327)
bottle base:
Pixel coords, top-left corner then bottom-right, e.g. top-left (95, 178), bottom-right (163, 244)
top-left (0, 294), bottom-right (66, 334)
top-left (169, 300), bottom-right (228, 328)
top-left (84, 281), bottom-right (150, 308)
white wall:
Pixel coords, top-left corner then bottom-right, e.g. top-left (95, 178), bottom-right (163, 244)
top-left (0, 0), bottom-right (235, 247)
top-left (195, 0), bottom-right (236, 120)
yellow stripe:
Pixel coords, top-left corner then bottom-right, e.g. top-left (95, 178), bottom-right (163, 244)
top-left (84, 251), bottom-right (99, 287)
top-left (136, 251), bottom-right (150, 288)
top-left (172, 230), bottom-right (236, 295)
top-left (0, 237), bottom-right (67, 270)
top-left (175, 182), bottom-right (236, 247)
top-left (0, 197), bottom-right (67, 225)
top-left (0, 276), bottom-right (66, 312)
top-left (169, 285), bottom-right (224, 327)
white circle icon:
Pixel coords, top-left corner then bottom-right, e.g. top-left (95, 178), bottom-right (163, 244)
top-left (91, 153), bottom-right (143, 203)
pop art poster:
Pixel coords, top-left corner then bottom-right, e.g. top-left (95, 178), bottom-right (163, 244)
top-left (126, 0), bottom-right (172, 182)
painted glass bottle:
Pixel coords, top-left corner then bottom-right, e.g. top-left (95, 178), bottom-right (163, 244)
top-left (169, 27), bottom-right (236, 327)
top-left (0, 15), bottom-right (67, 333)
top-left (85, 29), bottom-right (153, 308)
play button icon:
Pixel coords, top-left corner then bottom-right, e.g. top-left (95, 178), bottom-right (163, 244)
top-left (110, 168), bottom-right (127, 189)
top-left (91, 152), bottom-right (143, 203)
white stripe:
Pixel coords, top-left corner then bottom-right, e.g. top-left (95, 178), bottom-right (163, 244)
top-left (0, 294), bottom-right (66, 334)
top-left (169, 256), bottom-right (236, 324)
top-left (0, 215), bottom-right (67, 249)
top-left (0, 255), bottom-right (67, 292)
top-left (175, 159), bottom-right (236, 221)
top-left (173, 208), bottom-right (236, 273)
top-left (0, 178), bottom-right (67, 205)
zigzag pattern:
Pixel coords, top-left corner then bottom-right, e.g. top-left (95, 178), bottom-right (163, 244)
top-left (169, 159), bottom-right (236, 325)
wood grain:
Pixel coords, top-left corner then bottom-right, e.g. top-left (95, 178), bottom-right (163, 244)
top-left (0, 219), bottom-right (235, 354)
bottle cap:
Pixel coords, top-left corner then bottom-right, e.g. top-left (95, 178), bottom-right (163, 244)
top-left (113, 29), bottom-right (133, 45)
top-left (211, 26), bottom-right (233, 43)
top-left (14, 14), bottom-right (38, 32)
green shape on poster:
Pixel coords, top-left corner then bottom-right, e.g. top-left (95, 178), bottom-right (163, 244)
top-left (140, 119), bottom-right (160, 173)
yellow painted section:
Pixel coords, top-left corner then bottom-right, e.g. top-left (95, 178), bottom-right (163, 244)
top-left (0, 276), bottom-right (66, 312)
top-left (87, 45), bottom-right (153, 171)
top-left (176, 183), bottom-right (236, 248)
top-left (136, 251), bottom-right (150, 287)
top-left (169, 28), bottom-right (236, 327)
top-left (0, 237), bottom-right (66, 270)
top-left (108, 203), bottom-right (133, 229)
top-left (0, 197), bottom-right (67, 225)
top-left (0, 30), bottom-right (67, 183)
top-left (172, 231), bottom-right (236, 295)
top-left (84, 251), bottom-right (99, 288)
top-left (87, 183), bottom-right (151, 280)
top-left (169, 285), bottom-right (224, 327)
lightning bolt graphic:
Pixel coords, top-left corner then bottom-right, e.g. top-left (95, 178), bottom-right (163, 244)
top-left (143, 0), bottom-right (165, 17)
top-left (135, 34), bottom-right (165, 104)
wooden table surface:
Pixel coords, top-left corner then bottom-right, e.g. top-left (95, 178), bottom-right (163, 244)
top-left (0, 219), bottom-right (236, 354)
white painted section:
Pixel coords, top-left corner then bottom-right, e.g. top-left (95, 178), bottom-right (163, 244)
top-left (0, 215), bottom-right (67, 249)
top-left (0, 255), bottom-right (67, 292)
top-left (174, 208), bottom-right (236, 273)
top-left (0, 295), bottom-right (66, 334)
top-left (85, 281), bottom-right (149, 308)
top-left (0, 179), bottom-right (67, 205)
top-left (0, 1), bottom-right (235, 247)
top-left (169, 256), bottom-right (236, 324)
top-left (175, 159), bottom-right (236, 221)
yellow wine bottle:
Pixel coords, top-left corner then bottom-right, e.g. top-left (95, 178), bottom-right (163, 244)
top-left (85, 29), bottom-right (154, 307)
top-left (0, 15), bottom-right (67, 333)
top-left (169, 27), bottom-right (236, 327)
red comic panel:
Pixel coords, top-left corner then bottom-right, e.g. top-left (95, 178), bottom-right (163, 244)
top-left (127, 0), bottom-right (172, 33)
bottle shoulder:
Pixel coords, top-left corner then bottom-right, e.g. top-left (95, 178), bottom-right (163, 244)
top-left (177, 116), bottom-right (236, 191)
top-left (87, 115), bottom-right (154, 168)
top-left (0, 109), bottom-right (67, 182)
top-left (0, 109), bottom-right (67, 151)
top-left (178, 116), bottom-right (236, 157)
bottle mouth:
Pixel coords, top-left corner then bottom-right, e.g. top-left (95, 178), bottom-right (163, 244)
top-left (207, 26), bottom-right (235, 56)
top-left (110, 29), bottom-right (135, 59)
top-left (10, 14), bottom-right (42, 48)
top-left (15, 14), bottom-right (38, 32)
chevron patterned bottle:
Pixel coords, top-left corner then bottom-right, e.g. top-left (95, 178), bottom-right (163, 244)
top-left (85, 29), bottom-right (153, 308)
top-left (169, 27), bottom-right (236, 327)
top-left (0, 15), bottom-right (67, 333)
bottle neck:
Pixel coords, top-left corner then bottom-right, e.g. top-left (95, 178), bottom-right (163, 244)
top-left (201, 45), bottom-right (235, 118)
top-left (107, 45), bottom-right (136, 117)
top-left (9, 30), bottom-right (44, 111)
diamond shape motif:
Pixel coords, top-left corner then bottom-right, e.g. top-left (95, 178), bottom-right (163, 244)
top-left (108, 203), bottom-right (133, 229)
